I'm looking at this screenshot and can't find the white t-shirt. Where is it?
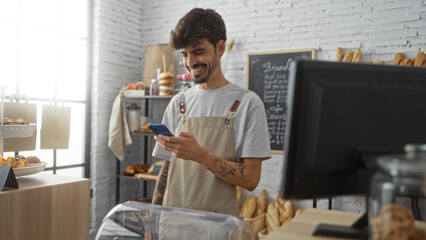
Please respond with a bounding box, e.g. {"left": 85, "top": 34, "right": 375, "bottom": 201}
{"left": 152, "top": 82, "right": 271, "bottom": 161}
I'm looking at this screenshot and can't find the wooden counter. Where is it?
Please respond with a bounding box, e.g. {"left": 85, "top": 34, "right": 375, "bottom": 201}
{"left": 264, "top": 208, "right": 426, "bottom": 240}
{"left": 264, "top": 208, "right": 363, "bottom": 240}
{"left": 0, "top": 173, "right": 90, "bottom": 240}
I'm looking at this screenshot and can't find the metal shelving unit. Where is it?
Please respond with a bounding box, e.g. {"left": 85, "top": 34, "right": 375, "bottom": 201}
{"left": 115, "top": 94, "right": 172, "bottom": 204}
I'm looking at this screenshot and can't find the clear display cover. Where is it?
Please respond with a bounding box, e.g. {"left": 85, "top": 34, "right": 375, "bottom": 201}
{"left": 95, "top": 201, "right": 254, "bottom": 240}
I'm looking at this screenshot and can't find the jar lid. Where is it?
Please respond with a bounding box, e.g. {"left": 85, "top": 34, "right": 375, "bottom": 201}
{"left": 127, "top": 103, "right": 140, "bottom": 110}
{"left": 376, "top": 144, "right": 426, "bottom": 176}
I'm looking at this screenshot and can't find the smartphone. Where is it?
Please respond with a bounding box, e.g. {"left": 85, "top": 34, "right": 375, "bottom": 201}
{"left": 148, "top": 123, "right": 174, "bottom": 137}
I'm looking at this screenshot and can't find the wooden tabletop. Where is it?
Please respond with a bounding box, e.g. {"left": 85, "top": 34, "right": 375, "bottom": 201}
{"left": 264, "top": 208, "right": 362, "bottom": 240}
{"left": 0, "top": 172, "right": 88, "bottom": 193}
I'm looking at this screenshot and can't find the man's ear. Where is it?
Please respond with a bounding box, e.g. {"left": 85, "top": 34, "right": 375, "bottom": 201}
{"left": 216, "top": 40, "right": 226, "bottom": 57}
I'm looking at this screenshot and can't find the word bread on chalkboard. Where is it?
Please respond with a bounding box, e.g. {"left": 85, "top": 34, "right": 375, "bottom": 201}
{"left": 247, "top": 49, "right": 315, "bottom": 152}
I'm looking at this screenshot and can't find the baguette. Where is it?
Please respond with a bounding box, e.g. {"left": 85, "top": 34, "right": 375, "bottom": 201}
{"left": 393, "top": 53, "right": 405, "bottom": 65}
{"left": 266, "top": 202, "right": 280, "bottom": 233}
{"left": 276, "top": 192, "right": 294, "bottom": 225}
{"left": 401, "top": 58, "right": 413, "bottom": 66}
{"left": 336, "top": 47, "right": 343, "bottom": 62}
{"left": 236, "top": 186, "right": 242, "bottom": 204}
{"left": 342, "top": 51, "right": 354, "bottom": 62}
{"left": 256, "top": 189, "right": 268, "bottom": 216}
{"left": 352, "top": 48, "right": 362, "bottom": 63}
{"left": 414, "top": 52, "right": 425, "bottom": 67}
{"left": 240, "top": 196, "right": 257, "bottom": 218}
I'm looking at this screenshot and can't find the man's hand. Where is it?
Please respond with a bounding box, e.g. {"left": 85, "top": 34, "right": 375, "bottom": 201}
{"left": 154, "top": 131, "right": 207, "bottom": 162}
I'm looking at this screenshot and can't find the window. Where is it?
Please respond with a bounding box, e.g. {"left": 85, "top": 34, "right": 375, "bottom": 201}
{"left": 0, "top": 0, "right": 90, "bottom": 178}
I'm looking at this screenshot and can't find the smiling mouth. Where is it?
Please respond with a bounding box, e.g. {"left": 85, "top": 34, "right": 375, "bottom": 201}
{"left": 190, "top": 64, "right": 206, "bottom": 77}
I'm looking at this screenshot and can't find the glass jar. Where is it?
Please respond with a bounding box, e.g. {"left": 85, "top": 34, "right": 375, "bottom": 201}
{"left": 369, "top": 144, "right": 426, "bottom": 240}
{"left": 127, "top": 103, "right": 141, "bottom": 132}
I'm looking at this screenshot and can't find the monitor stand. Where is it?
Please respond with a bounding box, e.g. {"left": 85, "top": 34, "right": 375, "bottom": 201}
{"left": 312, "top": 212, "right": 368, "bottom": 239}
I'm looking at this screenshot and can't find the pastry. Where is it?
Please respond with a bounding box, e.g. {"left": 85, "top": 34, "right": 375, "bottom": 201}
{"left": 135, "top": 164, "right": 149, "bottom": 173}
{"left": 373, "top": 59, "right": 384, "bottom": 64}
{"left": 414, "top": 52, "right": 425, "bottom": 67}
{"left": 124, "top": 165, "right": 137, "bottom": 175}
{"left": 336, "top": 47, "right": 343, "bottom": 62}
{"left": 12, "top": 160, "right": 28, "bottom": 168}
{"left": 256, "top": 189, "right": 268, "bottom": 216}
{"left": 352, "top": 48, "right": 362, "bottom": 63}
{"left": 266, "top": 202, "right": 280, "bottom": 233}
{"left": 370, "top": 204, "right": 415, "bottom": 240}
{"left": 26, "top": 156, "right": 40, "bottom": 164}
{"left": 240, "top": 196, "right": 257, "bottom": 218}
{"left": 342, "top": 51, "right": 354, "bottom": 62}
{"left": 393, "top": 53, "right": 405, "bottom": 65}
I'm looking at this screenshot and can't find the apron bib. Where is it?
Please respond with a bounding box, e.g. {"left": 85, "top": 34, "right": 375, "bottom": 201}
{"left": 163, "top": 90, "right": 246, "bottom": 217}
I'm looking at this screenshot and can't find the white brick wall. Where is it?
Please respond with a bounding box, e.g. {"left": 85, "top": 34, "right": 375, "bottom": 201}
{"left": 91, "top": 0, "right": 426, "bottom": 237}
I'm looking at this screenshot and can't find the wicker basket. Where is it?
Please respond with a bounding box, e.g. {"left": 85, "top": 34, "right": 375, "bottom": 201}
{"left": 244, "top": 213, "right": 266, "bottom": 240}
{"left": 258, "top": 228, "right": 268, "bottom": 239}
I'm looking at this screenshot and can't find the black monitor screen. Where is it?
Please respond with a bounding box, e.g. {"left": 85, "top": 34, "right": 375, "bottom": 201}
{"left": 281, "top": 60, "right": 426, "bottom": 199}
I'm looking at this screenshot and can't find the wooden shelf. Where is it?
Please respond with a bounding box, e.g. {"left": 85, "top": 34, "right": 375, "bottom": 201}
{"left": 123, "top": 95, "right": 174, "bottom": 99}
{"left": 131, "top": 131, "right": 154, "bottom": 136}
{"left": 118, "top": 174, "right": 158, "bottom": 181}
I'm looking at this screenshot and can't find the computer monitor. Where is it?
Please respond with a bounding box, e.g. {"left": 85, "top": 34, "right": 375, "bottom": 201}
{"left": 281, "top": 60, "right": 426, "bottom": 238}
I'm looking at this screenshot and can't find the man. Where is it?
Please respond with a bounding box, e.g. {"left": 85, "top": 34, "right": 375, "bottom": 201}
{"left": 152, "top": 8, "right": 271, "bottom": 217}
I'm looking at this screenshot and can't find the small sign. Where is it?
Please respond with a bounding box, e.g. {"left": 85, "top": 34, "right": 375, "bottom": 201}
{"left": 152, "top": 165, "right": 162, "bottom": 176}
{"left": 0, "top": 166, "right": 19, "bottom": 191}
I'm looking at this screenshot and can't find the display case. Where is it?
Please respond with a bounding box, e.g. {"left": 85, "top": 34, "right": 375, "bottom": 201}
{"left": 95, "top": 201, "right": 254, "bottom": 240}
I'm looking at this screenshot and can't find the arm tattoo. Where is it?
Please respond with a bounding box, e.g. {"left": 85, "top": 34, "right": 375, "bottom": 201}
{"left": 237, "top": 163, "right": 246, "bottom": 179}
{"left": 152, "top": 161, "right": 170, "bottom": 205}
{"left": 215, "top": 158, "right": 236, "bottom": 178}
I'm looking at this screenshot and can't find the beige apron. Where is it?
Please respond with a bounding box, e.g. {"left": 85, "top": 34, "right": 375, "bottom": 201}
{"left": 163, "top": 90, "right": 247, "bottom": 217}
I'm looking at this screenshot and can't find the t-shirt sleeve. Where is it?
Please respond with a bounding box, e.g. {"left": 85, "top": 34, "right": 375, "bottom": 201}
{"left": 151, "top": 98, "right": 178, "bottom": 161}
{"left": 240, "top": 93, "right": 272, "bottom": 160}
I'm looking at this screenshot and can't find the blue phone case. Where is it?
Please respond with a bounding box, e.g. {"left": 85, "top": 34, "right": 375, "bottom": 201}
{"left": 148, "top": 123, "right": 174, "bottom": 136}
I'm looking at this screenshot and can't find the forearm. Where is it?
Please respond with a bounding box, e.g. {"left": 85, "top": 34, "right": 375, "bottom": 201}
{"left": 152, "top": 160, "right": 170, "bottom": 205}
{"left": 201, "top": 151, "right": 261, "bottom": 191}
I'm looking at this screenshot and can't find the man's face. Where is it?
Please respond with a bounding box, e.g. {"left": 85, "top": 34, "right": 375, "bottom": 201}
{"left": 180, "top": 39, "right": 221, "bottom": 84}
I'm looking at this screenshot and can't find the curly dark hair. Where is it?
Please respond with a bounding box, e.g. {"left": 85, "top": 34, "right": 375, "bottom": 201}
{"left": 170, "top": 8, "right": 227, "bottom": 49}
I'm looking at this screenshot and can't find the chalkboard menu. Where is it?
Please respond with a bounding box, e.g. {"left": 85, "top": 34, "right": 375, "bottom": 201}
{"left": 247, "top": 49, "right": 315, "bottom": 153}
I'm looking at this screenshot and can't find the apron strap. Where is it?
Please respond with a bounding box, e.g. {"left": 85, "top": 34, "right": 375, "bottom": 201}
{"left": 179, "top": 92, "right": 187, "bottom": 124}
{"left": 224, "top": 89, "right": 248, "bottom": 125}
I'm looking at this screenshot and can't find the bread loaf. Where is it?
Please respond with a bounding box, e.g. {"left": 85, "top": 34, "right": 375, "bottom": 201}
{"left": 342, "top": 51, "right": 354, "bottom": 62}
{"left": 236, "top": 186, "right": 243, "bottom": 204}
{"left": 401, "top": 58, "right": 413, "bottom": 66}
{"left": 266, "top": 202, "right": 280, "bottom": 233}
{"left": 295, "top": 209, "right": 303, "bottom": 217}
{"left": 124, "top": 165, "right": 136, "bottom": 175}
{"left": 240, "top": 196, "right": 257, "bottom": 218}
{"left": 352, "top": 48, "right": 362, "bottom": 63}
{"left": 256, "top": 189, "right": 268, "bottom": 216}
{"left": 393, "top": 53, "right": 405, "bottom": 65}
{"left": 336, "top": 47, "right": 343, "bottom": 62}
{"left": 414, "top": 52, "right": 425, "bottom": 67}
{"left": 276, "top": 193, "right": 294, "bottom": 225}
